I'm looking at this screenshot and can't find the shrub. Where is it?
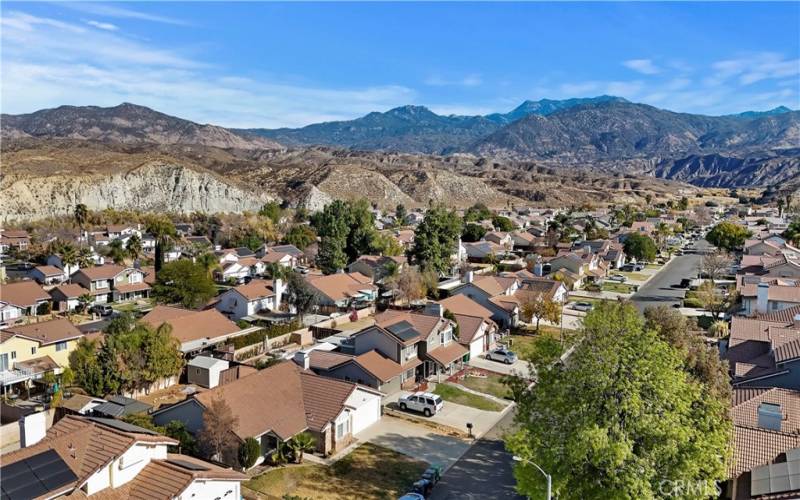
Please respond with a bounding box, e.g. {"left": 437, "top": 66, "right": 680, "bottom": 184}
{"left": 238, "top": 437, "right": 261, "bottom": 469}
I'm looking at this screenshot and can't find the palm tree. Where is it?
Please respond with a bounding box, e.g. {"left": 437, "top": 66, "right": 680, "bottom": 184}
{"left": 126, "top": 234, "right": 143, "bottom": 263}
{"left": 78, "top": 294, "right": 93, "bottom": 313}
{"left": 288, "top": 432, "right": 316, "bottom": 463}
{"left": 74, "top": 204, "right": 88, "bottom": 244}
{"left": 108, "top": 239, "right": 126, "bottom": 264}
{"left": 77, "top": 246, "right": 94, "bottom": 269}
{"left": 196, "top": 252, "right": 221, "bottom": 278}
{"left": 61, "top": 243, "right": 78, "bottom": 282}
{"left": 146, "top": 216, "right": 176, "bottom": 274}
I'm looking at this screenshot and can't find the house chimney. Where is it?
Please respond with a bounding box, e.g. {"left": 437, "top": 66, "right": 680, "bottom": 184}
{"left": 19, "top": 411, "right": 47, "bottom": 447}
{"left": 274, "top": 278, "right": 284, "bottom": 310}
{"left": 757, "top": 402, "right": 782, "bottom": 431}
{"left": 424, "top": 302, "right": 444, "bottom": 318}
{"left": 465, "top": 270, "right": 474, "bottom": 284}
{"left": 757, "top": 283, "right": 770, "bottom": 314}
{"left": 533, "top": 256, "right": 543, "bottom": 277}
{"left": 293, "top": 350, "right": 311, "bottom": 370}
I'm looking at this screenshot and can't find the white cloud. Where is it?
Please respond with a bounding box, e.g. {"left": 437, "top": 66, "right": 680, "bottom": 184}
{"left": 711, "top": 52, "right": 800, "bottom": 86}
{"left": 0, "top": 11, "right": 415, "bottom": 127}
{"left": 61, "top": 3, "right": 190, "bottom": 26}
{"left": 424, "top": 74, "right": 483, "bottom": 87}
{"left": 623, "top": 59, "right": 661, "bottom": 75}
{"left": 86, "top": 20, "right": 118, "bottom": 31}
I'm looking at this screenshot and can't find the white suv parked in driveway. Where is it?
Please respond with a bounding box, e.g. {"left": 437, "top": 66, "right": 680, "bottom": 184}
{"left": 398, "top": 392, "right": 444, "bottom": 417}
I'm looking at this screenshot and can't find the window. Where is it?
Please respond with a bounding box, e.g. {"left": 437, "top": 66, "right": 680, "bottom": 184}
{"left": 95, "top": 280, "right": 108, "bottom": 289}
{"left": 55, "top": 341, "right": 68, "bottom": 352}
{"left": 336, "top": 422, "right": 346, "bottom": 439}
{"left": 10, "top": 351, "right": 16, "bottom": 360}
{"left": 0, "top": 353, "right": 8, "bottom": 371}
{"left": 31, "top": 347, "right": 37, "bottom": 355}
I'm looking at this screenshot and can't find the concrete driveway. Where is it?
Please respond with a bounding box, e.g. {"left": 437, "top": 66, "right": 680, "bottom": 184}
{"left": 469, "top": 355, "right": 531, "bottom": 378}
{"left": 358, "top": 417, "right": 471, "bottom": 470}
{"left": 391, "top": 390, "right": 511, "bottom": 438}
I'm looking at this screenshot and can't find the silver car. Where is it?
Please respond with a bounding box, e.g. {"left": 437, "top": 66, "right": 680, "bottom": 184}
{"left": 572, "top": 301, "right": 593, "bottom": 312}
{"left": 486, "top": 348, "right": 518, "bottom": 365}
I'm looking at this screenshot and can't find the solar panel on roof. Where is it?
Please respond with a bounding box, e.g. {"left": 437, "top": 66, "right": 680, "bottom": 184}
{"left": 0, "top": 449, "right": 77, "bottom": 500}
{"left": 385, "top": 320, "right": 420, "bottom": 341}
{"left": 166, "top": 458, "right": 210, "bottom": 471}
{"left": 84, "top": 416, "right": 159, "bottom": 435}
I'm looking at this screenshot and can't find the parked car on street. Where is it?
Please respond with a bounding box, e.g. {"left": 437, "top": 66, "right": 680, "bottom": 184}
{"left": 572, "top": 301, "right": 594, "bottom": 312}
{"left": 486, "top": 348, "right": 518, "bottom": 365}
{"left": 398, "top": 392, "right": 444, "bottom": 417}
{"left": 90, "top": 304, "right": 113, "bottom": 316}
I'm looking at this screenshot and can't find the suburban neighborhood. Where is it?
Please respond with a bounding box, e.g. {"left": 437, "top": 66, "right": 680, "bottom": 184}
{"left": 0, "top": 191, "right": 798, "bottom": 499}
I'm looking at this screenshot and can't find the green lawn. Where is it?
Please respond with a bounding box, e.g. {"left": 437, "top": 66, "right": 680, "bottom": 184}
{"left": 615, "top": 271, "right": 650, "bottom": 281}
{"left": 244, "top": 443, "right": 427, "bottom": 500}
{"left": 601, "top": 282, "right": 636, "bottom": 293}
{"left": 432, "top": 384, "right": 504, "bottom": 412}
{"left": 502, "top": 327, "right": 581, "bottom": 366}
{"left": 458, "top": 372, "right": 512, "bottom": 400}
{"left": 645, "top": 263, "right": 661, "bottom": 270}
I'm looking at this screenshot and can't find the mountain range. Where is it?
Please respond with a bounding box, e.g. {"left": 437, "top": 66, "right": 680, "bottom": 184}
{"left": 1, "top": 97, "right": 798, "bottom": 221}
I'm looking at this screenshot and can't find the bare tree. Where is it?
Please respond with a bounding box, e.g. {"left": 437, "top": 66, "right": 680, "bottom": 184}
{"left": 388, "top": 266, "right": 426, "bottom": 306}
{"left": 199, "top": 395, "right": 240, "bottom": 464}
{"left": 699, "top": 251, "right": 732, "bottom": 283}
{"left": 520, "top": 293, "right": 561, "bottom": 333}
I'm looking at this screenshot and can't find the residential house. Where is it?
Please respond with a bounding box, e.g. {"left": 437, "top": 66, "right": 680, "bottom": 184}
{"left": 141, "top": 306, "right": 245, "bottom": 355}
{"left": 299, "top": 349, "right": 408, "bottom": 394}
{"left": 722, "top": 312, "right": 800, "bottom": 389}
{"left": 1, "top": 281, "right": 51, "bottom": 324}
{"left": 482, "top": 231, "right": 514, "bottom": 252}
{"left": 257, "top": 244, "right": 306, "bottom": 264}
{"left": 510, "top": 231, "right": 537, "bottom": 251}
{"left": 215, "top": 278, "right": 285, "bottom": 321}
{"left": 1, "top": 318, "right": 85, "bottom": 395}
{"left": 305, "top": 272, "right": 378, "bottom": 312}
{"left": 463, "top": 240, "right": 506, "bottom": 262}
{"left": 0, "top": 415, "right": 245, "bottom": 499}
{"left": 723, "top": 387, "right": 800, "bottom": 499}
{"left": 739, "top": 277, "right": 800, "bottom": 316}
{"left": 345, "top": 308, "right": 467, "bottom": 381}
{"left": 450, "top": 272, "right": 520, "bottom": 328}
{"left": 394, "top": 229, "right": 415, "bottom": 249}
{"left": 0, "top": 229, "right": 30, "bottom": 253}
{"left": 49, "top": 283, "right": 91, "bottom": 312}
{"left": 30, "top": 265, "right": 67, "bottom": 286}
{"left": 106, "top": 224, "right": 140, "bottom": 241}
{"left": 260, "top": 250, "right": 296, "bottom": 269}
{"left": 630, "top": 221, "right": 656, "bottom": 236}
{"left": 438, "top": 294, "right": 499, "bottom": 359}
{"left": 152, "top": 362, "right": 382, "bottom": 464}
{"left": 548, "top": 250, "right": 607, "bottom": 289}
{"left": 71, "top": 265, "right": 150, "bottom": 304}
{"left": 348, "top": 255, "right": 407, "bottom": 282}
{"left": 744, "top": 236, "right": 800, "bottom": 258}
{"left": 572, "top": 240, "right": 626, "bottom": 269}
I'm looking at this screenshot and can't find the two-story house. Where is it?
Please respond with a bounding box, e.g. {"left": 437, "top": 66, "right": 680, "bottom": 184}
{"left": 215, "top": 279, "right": 285, "bottom": 321}
{"left": 1, "top": 415, "right": 246, "bottom": 498}
{"left": 438, "top": 294, "right": 499, "bottom": 359}
{"left": 71, "top": 265, "right": 150, "bottom": 304}
{"left": 450, "top": 272, "right": 520, "bottom": 328}
{"left": 1, "top": 318, "right": 85, "bottom": 395}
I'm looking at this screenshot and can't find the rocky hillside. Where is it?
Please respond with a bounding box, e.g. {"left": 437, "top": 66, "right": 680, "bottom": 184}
{"left": 0, "top": 138, "right": 693, "bottom": 221}
{"left": 651, "top": 149, "right": 800, "bottom": 188}
{"left": 1, "top": 103, "right": 281, "bottom": 150}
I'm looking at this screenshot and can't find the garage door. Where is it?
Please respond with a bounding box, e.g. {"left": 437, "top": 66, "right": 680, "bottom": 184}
{"left": 469, "top": 339, "right": 483, "bottom": 359}
{"left": 349, "top": 391, "right": 382, "bottom": 435}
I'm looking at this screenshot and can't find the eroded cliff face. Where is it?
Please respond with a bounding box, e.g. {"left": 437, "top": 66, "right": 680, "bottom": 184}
{"left": 1, "top": 162, "right": 272, "bottom": 221}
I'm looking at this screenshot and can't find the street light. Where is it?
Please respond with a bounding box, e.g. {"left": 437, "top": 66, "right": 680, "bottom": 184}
{"left": 512, "top": 455, "right": 552, "bottom": 500}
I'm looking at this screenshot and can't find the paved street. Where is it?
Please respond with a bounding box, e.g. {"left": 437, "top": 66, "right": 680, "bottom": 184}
{"left": 631, "top": 240, "right": 712, "bottom": 312}
{"left": 430, "top": 408, "right": 523, "bottom": 500}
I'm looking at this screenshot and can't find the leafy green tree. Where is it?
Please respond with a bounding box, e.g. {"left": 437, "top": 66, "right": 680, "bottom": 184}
{"left": 507, "top": 302, "right": 731, "bottom": 499}
{"left": 370, "top": 232, "right": 404, "bottom": 257}
{"left": 68, "top": 338, "right": 104, "bottom": 395}
{"left": 706, "top": 221, "right": 751, "bottom": 251}
{"left": 411, "top": 205, "right": 463, "bottom": 275}
{"left": 623, "top": 232, "right": 657, "bottom": 262}
{"left": 520, "top": 295, "right": 561, "bottom": 333}
{"left": 165, "top": 420, "right": 198, "bottom": 455}
{"left": 311, "top": 199, "right": 378, "bottom": 273}
{"left": 677, "top": 196, "right": 689, "bottom": 211}
{"left": 107, "top": 239, "right": 126, "bottom": 264}
{"left": 77, "top": 246, "right": 95, "bottom": 269}
{"left": 783, "top": 219, "right": 800, "bottom": 246}
{"left": 259, "top": 201, "right": 283, "bottom": 224}
{"left": 463, "top": 202, "right": 492, "bottom": 222}
{"left": 461, "top": 223, "right": 487, "bottom": 242}
{"left": 152, "top": 259, "right": 217, "bottom": 309}
{"left": 395, "top": 204, "right": 408, "bottom": 224}
{"left": 491, "top": 215, "right": 515, "bottom": 232}
{"left": 316, "top": 236, "right": 348, "bottom": 274}
{"left": 283, "top": 225, "right": 316, "bottom": 250}
{"left": 238, "top": 437, "right": 261, "bottom": 469}
{"left": 146, "top": 215, "right": 177, "bottom": 273}
{"left": 285, "top": 271, "right": 317, "bottom": 321}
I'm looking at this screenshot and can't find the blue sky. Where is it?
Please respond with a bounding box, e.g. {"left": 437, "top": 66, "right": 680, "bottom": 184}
{"left": 2, "top": 2, "right": 799, "bottom": 127}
